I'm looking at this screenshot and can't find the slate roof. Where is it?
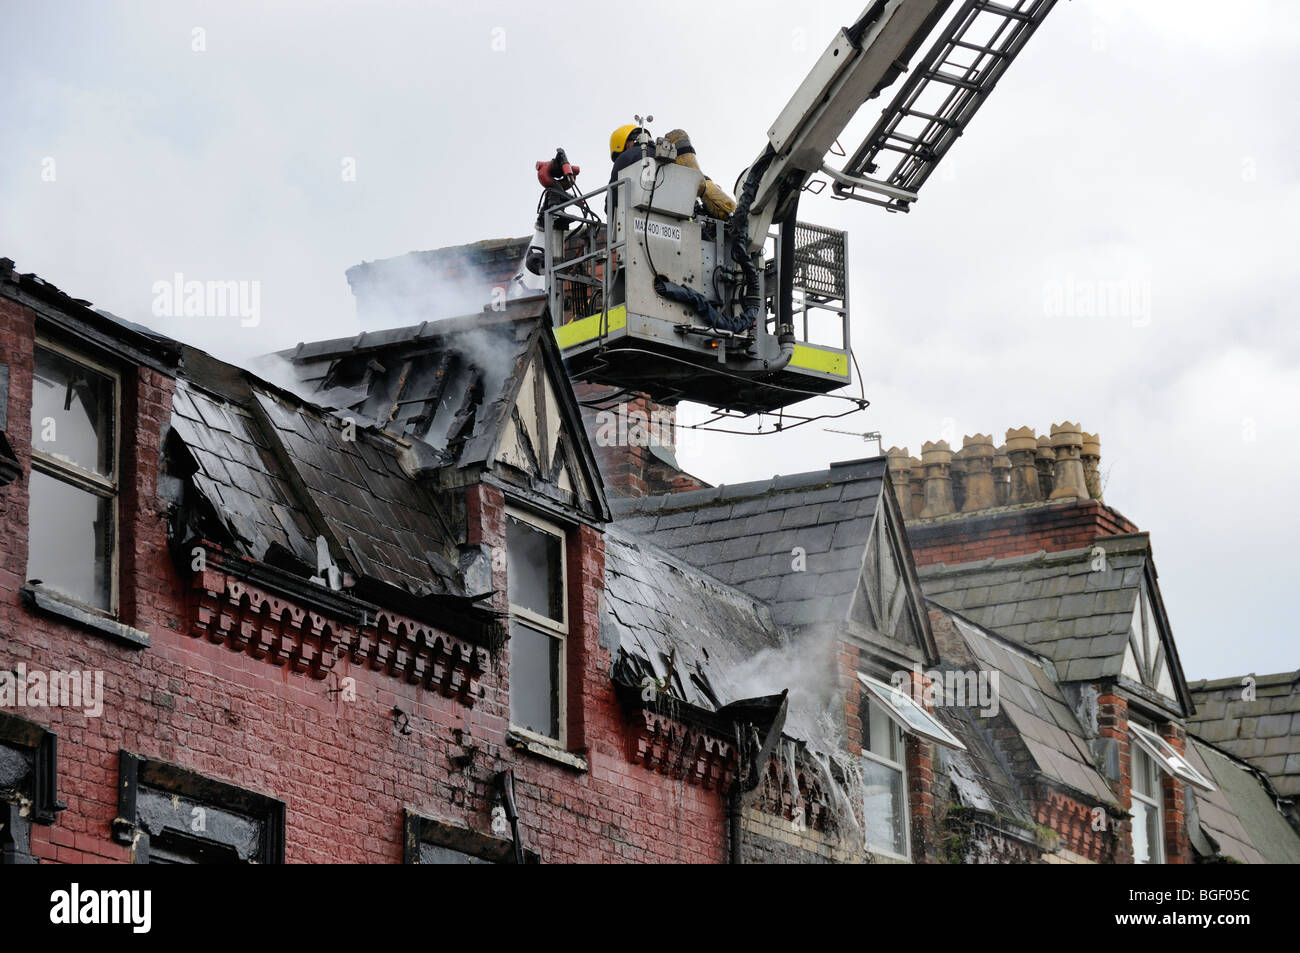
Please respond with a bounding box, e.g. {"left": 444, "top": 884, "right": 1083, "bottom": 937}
{"left": 611, "top": 458, "right": 890, "bottom": 628}
{"left": 940, "top": 608, "right": 1116, "bottom": 804}
{"left": 1186, "top": 670, "right": 1300, "bottom": 801}
{"left": 1186, "top": 738, "right": 1300, "bottom": 864}
{"left": 170, "top": 377, "right": 320, "bottom": 571}
{"left": 934, "top": 705, "right": 1034, "bottom": 825}
{"left": 603, "top": 525, "right": 785, "bottom": 713}
{"left": 918, "top": 534, "right": 1162, "bottom": 687}
{"left": 171, "top": 359, "right": 468, "bottom": 599}
{"left": 166, "top": 305, "right": 575, "bottom": 605}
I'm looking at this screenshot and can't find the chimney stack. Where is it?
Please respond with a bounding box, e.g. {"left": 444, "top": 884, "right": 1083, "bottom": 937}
{"left": 1006, "top": 426, "right": 1041, "bottom": 505}
{"left": 1081, "top": 432, "right": 1103, "bottom": 501}
{"left": 1048, "top": 422, "right": 1089, "bottom": 501}
{"left": 1035, "top": 435, "right": 1056, "bottom": 499}
{"left": 918, "top": 440, "right": 955, "bottom": 519}
{"left": 886, "top": 447, "right": 912, "bottom": 516}
{"left": 960, "top": 434, "right": 997, "bottom": 511}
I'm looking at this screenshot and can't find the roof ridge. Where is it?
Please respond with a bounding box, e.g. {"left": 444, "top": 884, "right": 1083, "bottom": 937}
{"left": 1188, "top": 670, "right": 1300, "bottom": 692}
{"left": 930, "top": 600, "right": 1056, "bottom": 670}
{"left": 611, "top": 458, "right": 887, "bottom": 515}
{"left": 281, "top": 300, "right": 546, "bottom": 361}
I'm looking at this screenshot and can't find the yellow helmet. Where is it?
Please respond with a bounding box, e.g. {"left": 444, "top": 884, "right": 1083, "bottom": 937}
{"left": 609, "top": 124, "right": 640, "bottom": 160}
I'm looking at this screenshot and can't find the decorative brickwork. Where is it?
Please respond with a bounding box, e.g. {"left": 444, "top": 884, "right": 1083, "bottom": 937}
{"left": 627, "top": 710, "right": 736, "bottom": 790}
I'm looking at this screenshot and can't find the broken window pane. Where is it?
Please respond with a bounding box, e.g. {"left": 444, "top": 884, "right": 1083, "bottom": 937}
{"left": 1131, "top": 798, "right": 1158, "bottom": 863}
{"left": 1130, "top": 746, "right": 1164, "bottom": 864}
{"left": 507, "top": 515, "right": 563, "bottom": 622}
{"left": 27, "top": 468, "right": 114, "bottom": 611}
{"left": 31, "top": 346, "right": 115, "bottom": 479}
{"left": 419, "top": 843, "right": 493, "bottom": 864}
{"left": 509, "top": 619, "right": 560, "bottom": 739}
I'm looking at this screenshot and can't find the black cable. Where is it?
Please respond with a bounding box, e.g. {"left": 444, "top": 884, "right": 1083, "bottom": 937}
{"left": 640, "top": 144, "right": 663, "bottom": 284}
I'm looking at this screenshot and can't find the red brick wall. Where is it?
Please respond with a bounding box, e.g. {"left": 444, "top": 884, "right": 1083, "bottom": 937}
{"left": 1158, "top": 721, "right": 1192, "bottom": 864}
{"left": 1, "top": 294, "right": 729, "bottom": 864}
{"left": 907, "top": 499, "right": 1138, "bottom": 568}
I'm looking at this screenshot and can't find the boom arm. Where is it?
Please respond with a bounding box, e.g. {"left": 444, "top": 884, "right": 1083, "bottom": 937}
{"left": 745, "top": 0, "right": 952, "bottom": 244}
{"left": 744, "top": 0, "right": 1060, "bottom": 246}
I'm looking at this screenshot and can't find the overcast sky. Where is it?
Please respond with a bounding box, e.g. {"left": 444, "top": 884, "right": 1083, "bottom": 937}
{"left": 2, "top": 0, "right": 1296, "bottom": 680}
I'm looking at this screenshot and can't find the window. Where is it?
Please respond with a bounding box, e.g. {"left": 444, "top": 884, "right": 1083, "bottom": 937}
{"left": 857, "top": 672, "right": 967, "bottom": 751}
{"left": 1130, "top": 723, "right": 1214, "bottom": 792}
{"left": 0, "top": 712, "right": 64, "bottom": 864}
{"left": 28, "top": 342, "right": 119, "bottom": 614}
{"left": 856, "top": 673, "right": 966, "bottom": 860}
{"left": 1130, "top": 745, "right": 1164, "bottom": 864}
{"left": 113, "top": 752, "right": 285, "bottom": 864}
{"left": 402, "top": 810, "right": 535, "bottom": 864}
{"left": 506, "top": 508, "right": 567, "bottom": 745}
{"left": 861, "top": 697, "right": 910, "bottom": 859}
{"left": 1127, "top": 722, "right": 1216, "bottom": 865}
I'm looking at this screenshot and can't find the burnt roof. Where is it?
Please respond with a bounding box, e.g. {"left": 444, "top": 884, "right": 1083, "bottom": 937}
{"left": 1, "top": 257, "right": 181, "bottom": 374}
{"left": 603, "top": 524, "right": 785, "bottom": 714}
{"left": 277, "top": 300, "right": 546, "bottom": 473}
{"left": 167, "top": 302, "right": 609, "bottom": 622}
{"left": 171, "top": 355, "right": 469, "bottom": 601}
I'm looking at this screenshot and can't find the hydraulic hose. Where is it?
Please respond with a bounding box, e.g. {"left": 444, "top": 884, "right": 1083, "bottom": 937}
{"left": 726, "top": 144, "right": 777, "bottom": 333}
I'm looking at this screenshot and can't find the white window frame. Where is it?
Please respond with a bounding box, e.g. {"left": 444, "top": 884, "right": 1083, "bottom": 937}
{"left": 860, "top": 696, "right": 911, "bottom": 861}
{"left": 1130, "top": 722, "right": 1215, "bottom": 793}
{"left": 1130, "top": 743, "right": 1164, "bottom": 864}
{"left": 857, "top": 672, "right": 966, "bottom": 751}
{"left": 28, "top": 337, "right": 121, "bottom": 617}
{"left": 505, "top": 506, "right": 568, "bottom": 748}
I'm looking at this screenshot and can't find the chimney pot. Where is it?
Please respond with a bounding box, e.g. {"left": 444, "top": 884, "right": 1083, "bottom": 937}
{"left": 993, "top": 445, "right": 1011, "bottom": 507}
{"left": 918, "top": 440, "right": 956, "bottom": 518}
{"left": 1006, "top": 426, "right": 1042, "bottom": 504}
{"left": 1048, "top": 421, "right": 1089, "bottom": 501}
{"left": 908, "top": 456, "right": 925, "bottom": 519}
{"left": 1081, "top": 431, "right": 1103, "bottom": 501}
{"left": 1035, "top": 434, "right": 1056, "bottom": 499}
{"left": 886, "top": 446, "right": 912, "bottom": 517}
{"left": 960, "top": 433, "right": 997, "bottom": 512}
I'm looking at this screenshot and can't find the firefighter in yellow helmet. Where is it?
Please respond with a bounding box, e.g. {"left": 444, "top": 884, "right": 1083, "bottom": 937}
{"left": 609, "top": 124, "right": 648, "bottom": 181}
{"left": 608, "top": 125, "right": 736, "bottom": 219}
